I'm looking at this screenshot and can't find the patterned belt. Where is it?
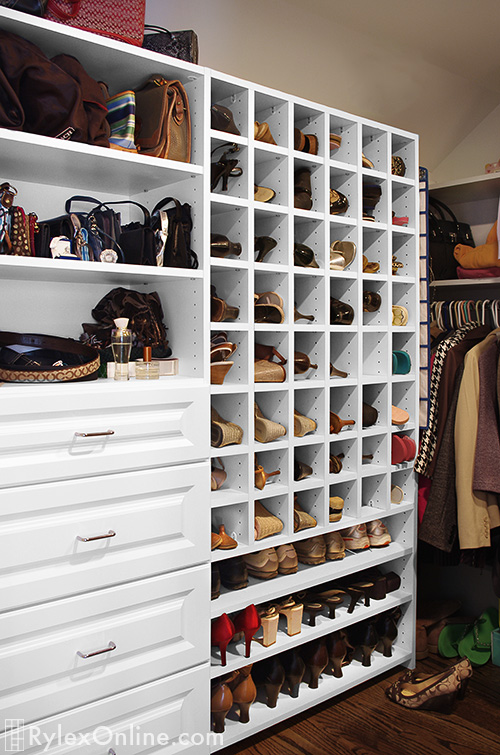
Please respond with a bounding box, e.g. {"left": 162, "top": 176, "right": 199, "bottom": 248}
{"left": 0, "top": 331, "right": 100, "bottom": 382}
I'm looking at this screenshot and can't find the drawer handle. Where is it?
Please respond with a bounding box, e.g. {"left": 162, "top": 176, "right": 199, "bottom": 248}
{"left": 77, "top": 641, "right": 116, "bottom": 659}
{"left": 77, "top": 530, "right": 116, "bottom": 543}
{"left": 74, "top": 430, "right": 115, "bottom": 438}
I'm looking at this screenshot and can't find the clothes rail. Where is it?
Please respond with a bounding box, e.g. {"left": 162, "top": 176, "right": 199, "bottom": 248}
{"left": 430, "top": 299, "right": 500, "bottom": 330}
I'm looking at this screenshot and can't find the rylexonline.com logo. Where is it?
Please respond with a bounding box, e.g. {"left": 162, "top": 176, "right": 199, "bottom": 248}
{"left": 3, "top": 721, "right": 223, "bottom": 752}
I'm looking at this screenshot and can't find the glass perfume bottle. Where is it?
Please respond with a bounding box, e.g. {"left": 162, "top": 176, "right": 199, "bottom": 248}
{"left": 135, "top": 346, "right": 160, "bottom": 380}
{"left": 111, "top": 317, "right": 133, "bottom": 381}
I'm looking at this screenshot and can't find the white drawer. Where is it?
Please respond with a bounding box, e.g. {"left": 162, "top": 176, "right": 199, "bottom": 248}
{"left": 0, "top": 566, "right": 210, "bottom": 725}
{"left": 0, "top": 665, "right": 210, "bottom": 755}
{"left": 0, "top": 381, "right": 209, "bottom": 487}
{"left": 0, "top": 463, "right": 210, "bottom": 611}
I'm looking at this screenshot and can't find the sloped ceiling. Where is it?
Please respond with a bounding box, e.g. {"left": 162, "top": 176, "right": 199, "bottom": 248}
{"left": 145, "top": 0, "right": 500, "bottom": 171}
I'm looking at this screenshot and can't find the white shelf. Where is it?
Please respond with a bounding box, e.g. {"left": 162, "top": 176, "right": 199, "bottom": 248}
{"left": 430, "top": 172, "right": 500, "bottom": 204}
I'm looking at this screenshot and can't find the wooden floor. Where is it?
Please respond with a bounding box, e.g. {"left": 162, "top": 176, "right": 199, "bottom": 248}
{"left": 222, "top": 655, "right": 500, "bottom": 755}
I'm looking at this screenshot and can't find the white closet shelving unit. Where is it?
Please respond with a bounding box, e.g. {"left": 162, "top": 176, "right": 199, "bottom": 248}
{"left": 0, "top": 7, "right": 419, "bottom": 753}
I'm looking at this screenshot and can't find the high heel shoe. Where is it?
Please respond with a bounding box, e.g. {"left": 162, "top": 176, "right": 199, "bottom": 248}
{"left": 374, "top": 608, "right": 400, "bottom": 657}
{"left": 233, "top": 604, "right": 261, "bottom": 658}
{"left": 294, "top": 351, "right": 318, "bottom": 376}
{"left": 348, "top": 620, "right": 379, "bottom": 667}
{"left": 294, "top": 167, "right": 313, "bottom": 210}
{"left": 330, "top": 363, "right": 348, "bottom": 378}
{"left": 211, "top": 406, "right": 243, "bottom": 447}
{"left": 294, "top": 459, "right": 313, "bottom": 481}
{"left": 254, "top": 121, "right": 277, "bottom": 144}
{"left": 210, "top": 335, "right": 237, "bottom": 384}
{"left": 254, "top": 291, "right": 285, "bottom": 323}
{"left": 282, "top": 648, "right": 306, "bottom": 698}
{"left": 255, "top": 459, "right": 280, "bottom": 490}
{"left": 254, "top": 401, "right": 286, "bottom": 443}
{"left": 294, "top": 242, "right": 319, "bottom": 268}
{"left": 211, "top": 680, "right": 233, "bottom": 733}
{"left": 276, "top": 597, "right": 304, "bottom": 636}
{"left": 253, "top": 657, "right": 285, "bottom": 708}
{"left": 330, "top": 411, "right": 355, "bottom": 434}
{"left": 385, "top": 658, "right": 473, "bottom": 712}
{"left": 326, "top": 630, "right": 349, "bottom": 678}
{"left": 294, "top": 305, "right": 315, "bottom": 322}
{"left": 211, "top": 285, "right": 239, "bottom": 322}
{"left": 301, "top": 638, "right": 329, "bottom": 689}
{"left": 330, "top": 297, "right": 354, "bottom": 325}
{"left": 211, "top": 143, "right": 243, "bottom": 192}
{"left": 210, "top": 233, "right": 242, "bottom": 258}
{"left": 294, "top": 409, "right": 317, "bottom": 437}
{"left": 254, "top": 500, "right": 284, "bottom": 540}
{"left": 257, "top": 606, "right": 279, "bottom": 646}
{"left": 211, "top": 458, "right": 227, "bottom": 490}
{"left": 294, "top": 127, "right": 318, "bottom": 155}
{"left": 225, "top": 665, "right": 257, "bottom": 723}
{"left": 211, "top": 613, "right": 236, "bottom": 666}
{"left": 254, "top": 342, "right": 287, "bottom": 365}
{"left": 255, "top": 235, "right": 277, "bottom": 262}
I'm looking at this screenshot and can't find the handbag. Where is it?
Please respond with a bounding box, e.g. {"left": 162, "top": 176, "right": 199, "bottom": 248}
{"left": 151, "top": 197, "right": 198, "bottom": 269}
{"left": 0, "top": 182, "right": 38, "bottom": 257}
{"left": 429, "top": 197, "right": 475, "bottom": 281}
{"left": 0, "top": 331, "right": 100, "bottom": 382}
{"left": 44, "top": 0, "right": 145, "bottom": 47}
{"left": 142, "top": 24, "right": 199, "bottom": 64}
{"left": 135, "top": 76, "right": 191, "bottom": 162}
{"left": 105, "top": 88, "right": 137, "bottom": 152}
{"left": 0, "top": 0, "right": 47, "bottom": 14}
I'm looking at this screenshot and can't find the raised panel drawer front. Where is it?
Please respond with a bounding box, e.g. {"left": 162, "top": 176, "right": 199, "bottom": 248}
{"left": 0, "top": 566, "right": 210, "bottom": 726}
{"left": 0, "top": 464, "right": 210, "bottom": 612}
{"left": 0, "top": 666, "right": 210, "bottom": 755}
{"left": 0, "top": 381, "right": 209, "bottom": 487}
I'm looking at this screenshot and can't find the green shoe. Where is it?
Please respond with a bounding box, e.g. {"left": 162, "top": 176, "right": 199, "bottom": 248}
{"left": 458, "top": 607, "right": 499, "bottom": 666}
{"left": 437, "top": 620, "right": 473, "bottom": 658}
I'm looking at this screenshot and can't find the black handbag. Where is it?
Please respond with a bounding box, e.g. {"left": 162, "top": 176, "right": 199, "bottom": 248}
{"left": 142, "top": 24, "right": 199, "bottom": 64}
{"left": 0, "top": 0, "right": 47, "bottom": 15}
{"left": 151, "top": 197, "right": 198, "bottom": 269}
{"left": 428, "top": 197, "right": 475, "bottom": 281}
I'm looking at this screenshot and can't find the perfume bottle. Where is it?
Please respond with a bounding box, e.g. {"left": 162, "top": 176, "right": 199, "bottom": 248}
{"left": 135, "top": 346, "right": 160, "bottom": 380}
{"left": 111, "top": 318, "right": 133, "bottom": 381}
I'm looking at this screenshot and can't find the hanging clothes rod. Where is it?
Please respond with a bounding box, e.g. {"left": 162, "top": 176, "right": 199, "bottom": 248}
{"left": 430, "top": 299, "right": 500, "bottom": 330}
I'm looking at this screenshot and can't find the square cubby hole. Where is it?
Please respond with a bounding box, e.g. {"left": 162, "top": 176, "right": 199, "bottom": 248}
{"left": 386, "top": 554, "right": 413, "bottom": 598}
{"left": 254, "top": 494, "right": 290, "bottom": 543}
{"left": 294, "top": 443, "right": 324, "bottom": 488}
{"left": 330, "top": 115, "right": 357, "bottom": 166}
{"left": 392, "top": 430, "right": 417, "bottom": 469}
{"left": 392, "top": 280, "right": 414, "bottom": 328}
{"left": 294, "top": 161, "right": 324, "bottom": 214}
{"left": 294, "top": 487, "right": 325, "bottom": 530}
{"left": 211, "top": 268, "right": 248, "bottom": 325}
{"left": 363, "top": 176, "right": 387, "bottom": 224}
{"left": 211, "top": 138, "right": 247, "bottom": 200}
{"left": 363, "top": 226, "right": 388, "bottom": 276}
{"left": 211, "top": 202, "right": 248, "bottom": 262}
{"left": 330, "top": 166, "right": 357, "bottom": 221}
{"left": 211, "top": 393, "right": 248, "bottom": 449}
{"left": 362, "top": 125, "right": 388, "bottom": 173}
{"left": 329, "top": 222, "right": 358, "bottom": 276}
{"left": 330, "top": 278, "right": 357, "bottom": 327}
{"left": 392, "top": 231, "right": 416, "bottom": 278}
{"left": 330, "top": 385, "right": 358, "bottom": 437}
{"left": 392, "top": 183, "right": 416, "bottom": 229}
{"left": 363, "top": 331, "right": 388, "bottom": 379}
{"left": 330, "top": 331, "right": 357, "bottom": 381}
{"left": 254, "top": 390, "right": 288, "bottom": 448}
{"left": 254, "top": 331, "right": 289, "bottom": 384}
{"left": 329, "top": 435, "right": 357, "bottom": 479}
{"left": 211, "top": 328, "right": 248, "bottom": 387}
{"left": 294, "top": 331, "right": 326, "bottom": 383}
{"left": 328, "top": 477, "right": 358, "bottom": 523}
{"left": 254, "top": 91, "right": 288, "bottom": 148}
{"left": 363, "top": 280, "right": 387, "bottom": 328}
{"left": 392, "top": 382, "right": 416, "bottom": 428}
{"left": 384, "top": 509, "right": 413, "bottom": 549}
{"left": 212, "top": 502, "right": 249, "bottom": 550}
{"left": 363, "top": 384, "right": 389, "bottom": 432}
{"left": 294, "top": 215, "right": 325, "bottom": 270}
{"left": 254, "top": 208, "right": 288, "bottom": 266}
{"left": 255, "top": 152, "right": 287, "bottom": 206}
{"left": 392, "top": 133, "right": 416, "bottom": 181}
{"left": 254, "top": 269, "right": 289, "bottom": 325}
{"left": 392, "top": 331, "right": 416, "bottom": 376}
{"left": 294, "top": 104, "right": 325, "bottom": 159}
{"left": 255, "top": 447, "right": 289, "bottom": 493}
{"left": 210, "top": 78, "right": 249, "bottom": 139}
{"left": 361, "top": 473, "right": 388, "bottom": 513}
{"left": 362, "top": 433, "right": 387, "bottom": 471}
{"left": 294, "top": 275, "right": 325, "bottom": 326}
{"left": 391, "top": 466, "right": 415, "bottom": 508}
{"left": 294, "top": 386, "right": 325, "bottom": 439}
{"left": 212, "top": 453, "right": 248, "bottom": 495}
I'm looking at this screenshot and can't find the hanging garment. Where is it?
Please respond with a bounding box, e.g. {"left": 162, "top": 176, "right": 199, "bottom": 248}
{"left": 455, "top": 329, "right": 500, "bottom": 549}
{"left": 473, "top": 339, "right": 500, "bottom": 495}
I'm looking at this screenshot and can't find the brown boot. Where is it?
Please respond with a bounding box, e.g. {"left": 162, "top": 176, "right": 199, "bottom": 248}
{"left": 211, "top": 680, "right": 233, "bottom": 733}
{"left": 225, "top": 665, "right": 256, "bottom": 723}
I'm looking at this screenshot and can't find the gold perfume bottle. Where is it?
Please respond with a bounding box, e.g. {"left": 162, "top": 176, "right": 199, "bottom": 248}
{"left": 135, "top": 346, "right": 160, "bottom": 380}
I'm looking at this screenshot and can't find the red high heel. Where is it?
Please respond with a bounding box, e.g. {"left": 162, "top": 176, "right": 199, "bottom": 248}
{"left": 233, "top": 604, "right": 261, "bottom": 658}
{"left": 211, "top": 613, "right": 235, "bottom": 666}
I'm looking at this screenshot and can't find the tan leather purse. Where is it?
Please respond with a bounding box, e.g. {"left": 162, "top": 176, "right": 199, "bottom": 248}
{"left": 135, "top": 75, "right": 191, "bottom": 162}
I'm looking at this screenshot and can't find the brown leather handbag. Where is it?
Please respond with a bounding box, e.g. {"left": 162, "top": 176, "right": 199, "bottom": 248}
{"left": 134, "top": 75, "right": 191, "bottom": 162}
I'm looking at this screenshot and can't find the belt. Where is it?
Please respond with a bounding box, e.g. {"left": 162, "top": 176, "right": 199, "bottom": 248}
{"left": 0, "top": 331, "right": 100, "bottom": 382}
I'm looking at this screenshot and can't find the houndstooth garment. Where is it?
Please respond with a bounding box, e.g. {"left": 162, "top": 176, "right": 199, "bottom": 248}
{"left": 414, "top": 323, "right": 479, "bottom": 476}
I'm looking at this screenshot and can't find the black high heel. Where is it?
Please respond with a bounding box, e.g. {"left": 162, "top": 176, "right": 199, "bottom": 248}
{"left": 211, "top": 143, "right": 243, "bottom": 192}
{"left": 348, "top": 621, "right": 379, "bottom": 667}
{"left": 374, "top": 610, "right": 399, "bottom": 658}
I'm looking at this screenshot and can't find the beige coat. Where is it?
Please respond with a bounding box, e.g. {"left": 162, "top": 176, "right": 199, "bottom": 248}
{"left": 455, "top": 329, "right": 500, "bottom": 549}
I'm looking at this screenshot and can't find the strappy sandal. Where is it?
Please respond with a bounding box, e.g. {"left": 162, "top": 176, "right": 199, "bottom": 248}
{"left": 255, "top": 461, "right": 280, "bottom": 490}
{"left": 254, "top": 402, "right": 286, "bottom": 443}
{"left": 211, "top": 143, "right": 243, "bottom": 192}
{"left": 294, "top": 243, "right": 319, "bottom": 268}
{"left": 210, "top": 233, "right": 242, "bottom": 258}
{"left": 254, "top": 184, "right": 276, "bottom": 202}
{"left": 211, "top": 286, "right": 239, "bottom": 322}
{"left": 294, "top": 305, "right": 315, "bottom": 322}
{"left": 293, "top": 497, "right": 317, "bottom": 532}
{"left": 392, "top": 305, "right": 409, "bottom": 326}
{"left": 330, "top": 240, "right": 356, "bottom": 270}
{"left": 211, "top": 406, "right": 244, "bottom": 448}
{"left": 211, "top": 458, "right": 227, "bottom": 491}
{"left": 254, "top": 121, "right": 277, "bottom": 144}
{"left": 255, "top": 236, "right": 277, "bottom": 263}
{"left": 293, "top": 409, "right": 317, "bottom": 437}
{"left": 254, "top": 500, "right": 284, "bottom": 540}
{"left": 363, "top": 254, "right": 380, "bottom": 273}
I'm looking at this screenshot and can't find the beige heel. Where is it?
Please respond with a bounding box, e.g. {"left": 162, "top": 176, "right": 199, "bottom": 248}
{"left": 277, "top": 598, "right": 303, "bottom": 636}
{"left": 258, "top": 606, "right": 279, "bottom": 646}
